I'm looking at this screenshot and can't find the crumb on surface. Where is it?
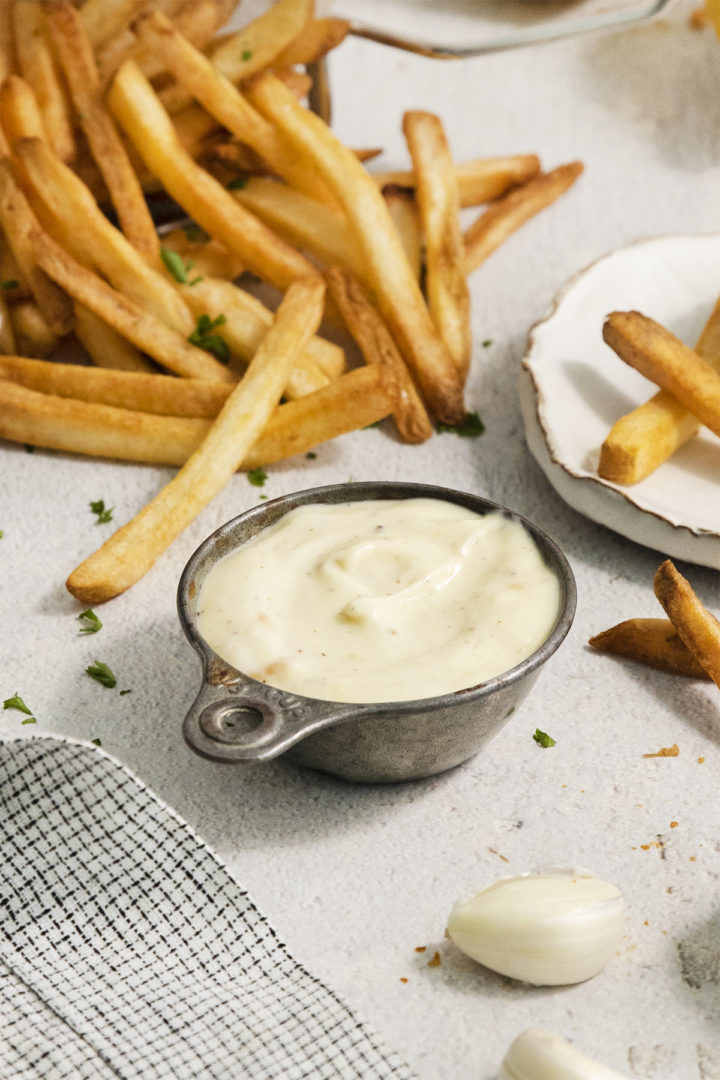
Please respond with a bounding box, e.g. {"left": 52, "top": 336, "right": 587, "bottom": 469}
{"left": 643, "top": 743, "right": 679, "bottom": 758}
{"left": 399, "top": 977, "right": 408, "bottom": 984}
{"left": 427, "top": 951, "right": 441, "bottom": 968}
{"left": 414, "top": 946, "right": 426, "bottom": 953}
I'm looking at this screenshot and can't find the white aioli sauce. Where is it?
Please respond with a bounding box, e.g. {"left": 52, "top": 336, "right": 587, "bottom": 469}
{"left": 197, "top": 499, "right": 561, "bottom": 704}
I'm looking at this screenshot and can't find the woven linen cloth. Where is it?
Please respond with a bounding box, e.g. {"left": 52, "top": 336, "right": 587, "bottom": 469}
{"left": 0, "top": 736, "right": 417, "bottom": 1080}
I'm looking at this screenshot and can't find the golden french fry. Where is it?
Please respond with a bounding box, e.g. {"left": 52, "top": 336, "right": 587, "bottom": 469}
{"left": 375, "top": 155, "right": 541, "bottom": 209}
{"left": 464, "top": 162, "right": 583, "bottom": 275}
{"left": 109, "top": 61, "right": 316, "bottom": 291}
{"left": 599, "top": 299, "right": 720, "bottom": 484}
{"left": 589, "top": 618, "right": 710, "bottom": 678}
{"left": 44, "top": 2, "right": 159, "bottom": 260}
{"left": 602, "top": 311, "right": 720, "bottom": 440}
{"left": 208, "top": 0, "right": 312, "bottom": 83}
{"left": 66, "top": 276, "right": 325, "bottom": 604}
{"left": 272, "top": 17, "right": 350, "bottom": 67}
{"left": 13, "top": 3, "right": 75, "bottom": 162}
{"left": 326, "top": 266, "right": 431, "bottom": 444}
{"left": 15, "top": 137, "right": 194, "bottom": 335}
{"left": 0, "top": 364, "right": 392, "bottom": 468}
{"left": 80, "top": 0, "right": 152, "bottom": 49}
{"left": 383, "top": 186, "right": 422, "bottom": 281}
{"left": 9, "top": 299, "right": 59, "bottom": 358}
{"left": 247, "top": 73, "right": 464, "bottom": 424}
{"left": 132, "top": 13, "right": 331, "bottom": 203}
{"left": 74, "top": 304, "right": 155, "bottom": 375}
{"left": 0, "top": 76, "right": 45, "bottom": 145}
{"left": 0, "top": 159, "right": 74, "bottom": 336}
{"left": 32, "top": 227, "right": 234, "bottom": 384}
{"left": 404, "top": 111, "right": 470, "bottom": 376}
{"left": 654, "top": 560, "right": 720, "bottom": 688}
{"left": 0, "top": 237, "right": 30, "bottom": 298}
{"left": 0, "top": 4, "right": 15, "bottom": 84}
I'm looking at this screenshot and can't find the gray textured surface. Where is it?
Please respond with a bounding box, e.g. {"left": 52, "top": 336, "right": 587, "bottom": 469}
{"left": 2, "top": 3, "right": 720, "bottom": 1076}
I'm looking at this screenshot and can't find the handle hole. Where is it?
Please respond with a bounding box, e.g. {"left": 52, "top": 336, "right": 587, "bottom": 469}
{"left": 222, "top": 707, "right": 263, "bottom": 734}
{"left": 199, "top": 703, "right": 267, "bottom": 744}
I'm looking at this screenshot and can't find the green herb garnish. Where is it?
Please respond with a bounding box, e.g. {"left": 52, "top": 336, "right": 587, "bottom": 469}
{"left": 86, "top": 660, "right": 117, "bottom": 689}
{"left": 482, "top": 339, "right": 493, "bottom": 348}
{"left": 436, "top": 411, "right": 485, "bottom": 438}
{"left": 363, "top": 420, "right": 381, "bottom": 430}
{"left": 78, "top": 609, "right": 102, "bottom": 635}
{"left": 241, "top": 48, "right": 252, "bottom": 60}
{"left": 182, "top": 224, "right": 210, "bottom": 242}
{"left": 160, "top": 246, "right": 193, "bottom": 283}
{"left": 533, "top": 728, "right": 556, "bottom": 748}
{"left": 0, "top": 279, "right": 19, "bottom": 291}
{"left": 90, "top": 499, "right": 113, "bottom": 524}
{"left": 227, "top": 176, "right": 249, "bottom": 191}
{"left": 188, "top": 313, "right": 229, "bottom": 363}
{"left": 247, "top": 467, "right": 267, "bottom": 487}
{"left": 3, "top": 692, "right": 33, "bottom": 715}
{"left": 91, "top": 737, "right": 102, "bottom": 746}
{"left": 119, "top": 689, "right": 132, "bottom": 696}
{"left": 0, "top": 530, "right": 4, "bottom": 538}
{"left": 21, "top": 717, "right": 37, "bottom": 725}
{"left": 306, "top": 451, "right": 317, "bottom": 460}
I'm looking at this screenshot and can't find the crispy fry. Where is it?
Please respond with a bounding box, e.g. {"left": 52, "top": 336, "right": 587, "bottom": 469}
{"left": 44, "top": 1, "right": 159, "bottom": 260}
{"left": 0, "top": 4, "right": 15, "bottom": 85}
{"left": 74, "top": 304, "right": 155, "bottom": 374}
{"left": 404, "top": 111, "right": 470, "bottom": 376}
{"left": 208, "top": 0, "right": 312, "bottom": 83}
{"left": 9, "top": 299, "right": 58, "bottom": 358}
{"left": 109, "top": 61, "right": 316, "bottom": 291}
{"left": 375, "top": 155, "right": 541, "bottom": 209}
{"left": 654, "top": 560, "right": 720, "bottom": 687}
{"left": 0, "top": 159, "right": 74, "bottom": 336}
{"left": 80, "top": 0, "right": 152, "bottom": 49}
{"left": 0, "top": 364, "right": 392, "bottom": 468}
{"left": 0, "top": 76, "right": 45, "bottom": 145}
{"left": 0, "top": 239, "right": 29, "bottom": 298}
{"left": 272, "top": 17, "right": 350, "bottom": 67}
{"left": 602, "top": 311, "right": 720, "bottom": 439}
{"left": 15, "top": 137, "right": 194, "bottom": 334}
{"left": 589, "top": 618, "right": 710, "bottom": 678}
{"left": 464, "top": 162, "right": 583, "bottom": 275}
{"left": 599, "top": 299, "right": 720, "bottom": 484}
{"left": 32, "top": 227, "right": 234, "bottom": 384}
{"left": 383, "top": 186, "right": 422, "bottom": 281}
{"left": 132, "top": 13, "right": 331, "bottom": 203}
{"left": 66, "top": 276, "right": 326, "bottom": 604}
{"left": 247, "top": 72, "right": 464, "bottom": 424}
{"left": 13, "top": 3, "right": 75, "bottom": 162}
{"left": 326, "top": 266, "right": 431, "bottom": 444}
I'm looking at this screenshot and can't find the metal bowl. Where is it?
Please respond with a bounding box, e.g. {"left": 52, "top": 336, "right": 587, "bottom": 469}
{"left": 178, "top": 482, "right": 576, "bottom": 783}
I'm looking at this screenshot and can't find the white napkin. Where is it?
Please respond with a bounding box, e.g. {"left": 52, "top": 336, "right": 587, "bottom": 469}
{"left": 0, "top": 736, "right": 417, "bottom": 1080}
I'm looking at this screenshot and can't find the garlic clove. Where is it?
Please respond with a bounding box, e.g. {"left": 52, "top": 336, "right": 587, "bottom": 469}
{"left": 498, "top": 1027, "right": 630, "bottom": 1080}
{"left": 446, "top": 870, "right": 623, "bottom": 985}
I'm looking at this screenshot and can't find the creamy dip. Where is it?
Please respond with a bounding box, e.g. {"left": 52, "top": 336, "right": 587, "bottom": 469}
{"left": 197, "top": 499, "right": 561, "bottom": 704}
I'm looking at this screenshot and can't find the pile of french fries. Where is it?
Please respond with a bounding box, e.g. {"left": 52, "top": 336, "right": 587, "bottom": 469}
{"left": 598, "top": 302, "right": 720, "bottom": 484}
{"left": 590, "top": 559, "right": 720, "bottom": 687}
{"left": 0, "top": 0, "right": 582, "bottom": 602}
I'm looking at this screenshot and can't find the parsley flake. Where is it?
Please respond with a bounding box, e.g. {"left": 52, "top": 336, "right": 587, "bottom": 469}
{"left": 182, "top": 224, "right": 210, "bottom": 242}
{"left": 160, "top": 245, "right": 195, "bottom": 284}
{"left": 91, "top": 737, "right": 102, "bottom": 746}
{"left": 436, "top": 411, "right": 485, "bottom": 438}
{"left": 188, "top": 313, "right": 229, "bottom": 363}
{"left": 363, "top": 420, "right": 381, "bottom": 430}
{"left": 241, "top": 48, "right": 252, "bottom": 60}
{"left": 86, "top": 660, "right": 117, "bottom": 689}
{"left": 533, "top": 728, "right": 556, "bottom": 748}
{"left": 227, "top": 176, "right": 248, "bottom": 190}
{"left": 21, "top": 717, "right": 37, "bottom": 725}
{"left": 24, "top": 444, "right": 35, "bottom": 454}
{"left": 0, "top": 530, "right": 4, "bottom": 538}
{"left": 482, "top": 339, "right": 493, "bottom": 348}
{"left": 119, "top": 689, "right": 132, "bottom": 696}
{"left": 0, "top": 279, "right": 19, "bottom": 291}
{"left": 90, "top": 499, "right": 113, "bottom": 524}
{"left": 78, "top": 609, "right": 102, "bottom": 635}
{"left": 306, "top": 451, "right": 317, "bottom": 460}
{"left": 247, "top": 467, "right": 267, "bottom": 487}
{"left": 3, "top": 692, "right": 33, "bottom": 715}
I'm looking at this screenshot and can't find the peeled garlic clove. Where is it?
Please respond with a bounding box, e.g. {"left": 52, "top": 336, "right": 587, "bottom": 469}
{"left": 499, "top": 1027, "right": 629, "bottom": 1080}
{"left": 446, "top": 869, "right": 623, "bottom": 985}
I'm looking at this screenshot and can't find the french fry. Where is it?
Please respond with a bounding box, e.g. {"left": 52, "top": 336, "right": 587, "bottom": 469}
{"left": 0, "top": 364, "right": 392, "bottom": 468}
{"left": 0, "top": 76, "right": 45, "bottom": 145}
{"left": 589, "top": 618, "right": 710, "bottom": 678}
{"left": 0, "top": 4, "right": 15, "bottom": 85}
{"left": 32, "top": 227, "right": 234, "bottom": 384}
{"left": 208, "top": 0, "right": 313, "bottom": 83}
{"left": 13, "top": 3, "right": 75, "bottom": 163}
{"left": 109, "top": 61, "right": 317, "bottom": 291}
{"left": 599, "top": 299, "right": 720, "bottom": 484}
{"left": 383, "top": 186, "right": 422, "bottom": 281}
{"left": 272, "top": 17, "right": 350, "bottom": 67}
{"left": 404, "top": 111, "right": 470, "bottom": 376}
{"left": 66, "top": 276, "right": 326, "bottom": 604}
{"left": 0, "top": 294, "right": 16, "bottom": 354}
{"left": 15, "top": 137, "right": 194, "bottom": 335}
{"left": 326, "top": 266, "right": 431, "bottom": 444}
{"left": 602, "top": 311, "right": 720, "bottom": 440}
{"left": 80, "top": 0, "right": 152, "bottom": 49}
{"left": 44, "top": 1, "right": 159, "bottom": 260}
{"left": 0, "top": 239, "right": 29, "bottom": 298}
{"left": 0, "top": 159, "right": 74, "bottom": 336}
{"left": 9, "top": 300, "right": 59, "bottom": 358}
{"left": 374, "top": 155, "right": 541, "bottom": 209}
{"left": 132, "top": 13, "right": 331, "bottom": 203}
{"left": 654, "top": 560, "right": 720, "bottom": 687}
{"left": 74, "top": 304, "right": 156, "bottom": 375}
{"left": 464, "top": 162, "right": 583, "bottom": 275}
{"left": 247, "top": 72, "right": 465, "bottom": 424}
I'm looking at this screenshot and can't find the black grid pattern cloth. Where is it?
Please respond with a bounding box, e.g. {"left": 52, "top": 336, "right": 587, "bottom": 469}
{"left": 0, "top": 737, "right": 417, "bottom": 1080}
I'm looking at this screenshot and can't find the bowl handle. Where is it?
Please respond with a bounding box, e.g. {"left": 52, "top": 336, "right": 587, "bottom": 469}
{"left": 182, "top": 677, "right": 363, "bottom": 763}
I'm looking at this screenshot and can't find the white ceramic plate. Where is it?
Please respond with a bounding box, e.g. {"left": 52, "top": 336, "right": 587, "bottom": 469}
{"left": 519, "top": 232, "right": 720, "bottom": 569}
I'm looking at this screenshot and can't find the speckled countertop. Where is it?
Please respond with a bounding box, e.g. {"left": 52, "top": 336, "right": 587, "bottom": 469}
{"left": 2, "top": 3, "right": 720, "bottom": 1077}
